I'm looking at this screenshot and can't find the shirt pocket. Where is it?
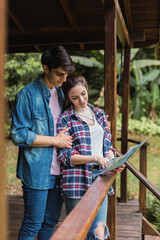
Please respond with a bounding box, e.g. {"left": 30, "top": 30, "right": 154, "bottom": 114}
{"left": 33, "top": 112, "right": 49, "bottom": 135}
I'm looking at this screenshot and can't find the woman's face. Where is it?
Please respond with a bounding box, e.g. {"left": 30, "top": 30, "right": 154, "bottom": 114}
{"left": 68, "top": 84, "right": 88, "bottom": 111}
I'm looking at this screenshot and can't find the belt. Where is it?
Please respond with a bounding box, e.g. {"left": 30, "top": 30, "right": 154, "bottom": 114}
{"left": 91, "top": 165, "right": 102, "bottom": 171}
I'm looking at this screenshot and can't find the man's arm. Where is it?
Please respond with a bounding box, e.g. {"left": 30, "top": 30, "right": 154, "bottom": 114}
{"left": 31, "top": 128, "right": 72, "bottom": 148}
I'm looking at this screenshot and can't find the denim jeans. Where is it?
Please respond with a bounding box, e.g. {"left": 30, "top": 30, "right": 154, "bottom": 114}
{"left": 18, "top": 175, "right": 63, "bottom": 240}
{"left": 64, "top": 169, "right": 109, "bottom": 240}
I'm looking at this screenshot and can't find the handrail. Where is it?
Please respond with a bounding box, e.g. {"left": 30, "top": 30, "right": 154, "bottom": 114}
{"left": 50, "top": 172, "right": 116, "bottom": 240}
{"left": 117, "top": 137, "right": 150, "bottom": 146}
{"left": 116, "top": 147, "right": 160, "bottom": 201}
{"left": 126, "top": 161, "right": 160, "bottom": 200}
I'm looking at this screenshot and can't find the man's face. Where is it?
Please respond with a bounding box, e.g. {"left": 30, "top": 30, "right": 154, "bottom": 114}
{"left": 43, "top": 65, "right": 68, "bottom": 88}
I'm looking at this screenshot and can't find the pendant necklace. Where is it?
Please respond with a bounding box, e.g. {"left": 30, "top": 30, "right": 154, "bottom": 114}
{"left": 76, "top": 107, "right": 95, "bottom": 125}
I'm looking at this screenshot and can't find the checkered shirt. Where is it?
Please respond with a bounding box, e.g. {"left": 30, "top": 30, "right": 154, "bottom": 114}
{"left": 57, "top": 103, "right": 115, "bottom": 198}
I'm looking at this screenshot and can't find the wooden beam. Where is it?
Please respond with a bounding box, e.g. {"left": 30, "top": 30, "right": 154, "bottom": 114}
{"left": 8, "top": 42, "right": 106, "bottom": 53}
{"left": 0, "top": 0, "right": 7, "bottom": 239}
{"left": 130, "top": 30, "right": 145, "bottom": 42}
{"left": 120, "top": 46, "right": 130, "bottom": 203}
{"left": 133, "top": 40, "right": 158, "bottom": 48}
{"left": 142, "top": 216, "right": 160, "bottom": 236}
{"left": 59, "top": 0, "right": 80, "bottom": 32}
{"left": 59, "top": 0, "right": 83, "bottom": 50}
{"left": 50, "top": 173, "right": 116, "bottom": 240}
{"left": 7, "top": 3, "right": 27, "bottom": 34}
{"left": 33, "top": 45, "right": 41, "bottom": 52}
{"left": 104, "top": 2, "right": 117, "bottom": 240}
{"left": 7, "top": 3, "right": 40, "bottom": 52}
{"left": 79, "top": 43, "right": 85, "bottom": 50}
{"left": 8, "top": 32, "right": 104, "bottom": 46}
{"left": 154, "top": 43, "right": 159, "bottom": 60}
{"left": 139, "top": 145, "right": 147, "bottom": 217}
{"left": 123, "top": 0, "right": 132, "bottom": 30}
{"left": 14, "top": 25, "right": 104, "bottom": 35}
{"left": 102, "top": 0, "right": 130, "bottom": 47}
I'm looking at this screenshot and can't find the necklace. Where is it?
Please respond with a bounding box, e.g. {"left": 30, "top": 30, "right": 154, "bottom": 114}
{"left": 76, "top": 107, "right": 95, "bottom": 125}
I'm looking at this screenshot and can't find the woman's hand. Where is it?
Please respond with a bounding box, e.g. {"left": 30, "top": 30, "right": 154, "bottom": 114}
{"left": 113, "top": 164, "right": 125, "bottom": 174}
{"left": 95, "top": 156, "right": 109, "bottom": 169}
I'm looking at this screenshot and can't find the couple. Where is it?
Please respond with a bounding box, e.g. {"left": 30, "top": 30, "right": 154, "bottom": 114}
{"left": 10, "top": 46, "right": 124, "bottom": 240}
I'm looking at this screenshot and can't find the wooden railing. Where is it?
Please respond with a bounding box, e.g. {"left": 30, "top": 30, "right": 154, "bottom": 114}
{"left": 50, "top": 172, "right": 116, "bottom": 240}
{"left": 50, "top": 138, "right": 160, "bottom": 240}
{"left": 117, "top": 138, "right": 160, "bottom": 211}
{"left": 118, "top": 138, "right": 160, "bottom": 237}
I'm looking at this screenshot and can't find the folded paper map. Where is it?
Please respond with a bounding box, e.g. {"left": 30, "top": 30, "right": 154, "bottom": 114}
{"left": 100, "top": 138, "right": 148, "bottom": 175}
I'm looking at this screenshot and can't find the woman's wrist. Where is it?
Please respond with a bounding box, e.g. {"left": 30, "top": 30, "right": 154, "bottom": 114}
{"left": 92, "top": 156, "right": 98, "bottom": 164}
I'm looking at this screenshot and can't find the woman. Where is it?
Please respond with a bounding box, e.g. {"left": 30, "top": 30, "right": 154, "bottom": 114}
{"left": 57, "top": 74, "right": 123, "bottom": 240}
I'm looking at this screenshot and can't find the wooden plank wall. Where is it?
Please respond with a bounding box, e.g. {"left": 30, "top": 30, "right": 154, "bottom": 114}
{"left": 0, "top": 0, "right": 7, "bottom": 239}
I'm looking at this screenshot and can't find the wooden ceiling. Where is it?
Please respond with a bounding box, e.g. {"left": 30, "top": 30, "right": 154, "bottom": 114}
{"left": 7, "top": 0, "right": 160, "bottom": 53}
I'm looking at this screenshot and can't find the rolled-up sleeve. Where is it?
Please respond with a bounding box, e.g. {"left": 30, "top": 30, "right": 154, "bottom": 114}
{"left": 10, "top": 89, "right": 37, "bottom": 147}
{"left": 57, "top": 116, "right": 80, "bottom": 167}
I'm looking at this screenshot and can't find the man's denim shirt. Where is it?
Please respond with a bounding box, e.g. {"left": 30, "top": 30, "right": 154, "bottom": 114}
{"left": 10, "top": 75, "right": 65, "bottom": 189}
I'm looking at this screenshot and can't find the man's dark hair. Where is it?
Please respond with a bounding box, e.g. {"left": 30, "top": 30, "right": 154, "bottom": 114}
{"left": 41, "top": 46, "right": 75, "bottom": 72}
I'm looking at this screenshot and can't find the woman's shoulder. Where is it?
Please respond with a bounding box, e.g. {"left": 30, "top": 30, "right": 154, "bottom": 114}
{"left": 58, "top": 107, "right": 72, "bottom": 121}
{"left": 89, "top": 103, "right": 105, "bottom": 115}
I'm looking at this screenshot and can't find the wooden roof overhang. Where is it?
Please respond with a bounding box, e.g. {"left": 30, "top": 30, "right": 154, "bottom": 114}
{"left": 7, "top": 0, "right": 160, "bottom": 53}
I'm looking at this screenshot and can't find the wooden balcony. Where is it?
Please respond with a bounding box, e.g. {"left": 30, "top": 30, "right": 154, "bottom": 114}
{"left": 8, "top": 196, "right": 142, "bottom": 240}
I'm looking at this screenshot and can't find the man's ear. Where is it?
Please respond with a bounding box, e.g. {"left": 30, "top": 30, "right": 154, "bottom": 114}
{"left": 42, "top": 64, "right": 49, "bottom": 74}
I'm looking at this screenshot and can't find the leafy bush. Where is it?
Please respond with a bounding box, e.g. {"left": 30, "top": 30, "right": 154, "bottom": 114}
{"left": 117, "top": 114, "right": 160, "bottom": 136}
{"left": 146, "top": 194, "right": 160, "bottom": 231}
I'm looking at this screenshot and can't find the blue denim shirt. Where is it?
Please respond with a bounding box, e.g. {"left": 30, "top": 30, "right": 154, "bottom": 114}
{"left": 10, "top": 75, "right": 65, "bottom": 189}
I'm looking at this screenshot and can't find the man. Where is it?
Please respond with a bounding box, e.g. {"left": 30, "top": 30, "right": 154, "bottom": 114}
{"left": 10, "top": 46, "right": 75, "bottom": 240}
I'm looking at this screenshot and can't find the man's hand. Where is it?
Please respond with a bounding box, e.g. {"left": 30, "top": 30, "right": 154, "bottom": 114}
{"left": 55, "top": 128, "right": 72, "bottom": 148}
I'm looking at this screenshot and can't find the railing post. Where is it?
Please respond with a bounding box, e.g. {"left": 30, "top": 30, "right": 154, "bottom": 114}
{"left": 120, "top": 46, "right": 130, "bottom": 203}
{"left": 139, "top": 144, "right": 148, "bottom": 217}
{"left": 104, "top": 1, "right": 117, "bottom": 239}
{"left": 0, "top": 0, "right": 7, "bottom": 239}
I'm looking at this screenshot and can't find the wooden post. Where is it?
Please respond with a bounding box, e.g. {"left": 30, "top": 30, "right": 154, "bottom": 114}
{"left": 139, "top": 145, "right": 147, "bottom": 217}
{"left": 104, "top": 1, "right": 117, "bottom": 239}
{"left": 120, "top": 46, "right": 130, "bottom": 202}
{"left": 0, "top": 0, "right": 7, "bottom": 239}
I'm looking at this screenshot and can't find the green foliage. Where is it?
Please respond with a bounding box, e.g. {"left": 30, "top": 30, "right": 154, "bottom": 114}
{"left": 5, "top": 48, "right": 160, "bottom": 135}
{"left": 116, "top": 114, "right": 160, "bottom": 136}
{"left": 131, "top": 59, "right": 160, "bottom": 69}
{"left": 5, "top": 53, "right": 42, "bottom": 102}
{"left": 146, "top": 194, "right": 160, "bottom": 231}
{"left": 70, "top": 55, "right": 103, "bottom": 69}
{"left": 71, "top": 51, "right": 105, "bottom": 102}
{"left": 5, "top": 53, "right": 42, "bottom": 135}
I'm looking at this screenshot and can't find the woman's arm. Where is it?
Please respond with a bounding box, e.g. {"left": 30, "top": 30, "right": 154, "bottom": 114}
{"left": 71, "top": 154, "right": 109, "bottom": 169}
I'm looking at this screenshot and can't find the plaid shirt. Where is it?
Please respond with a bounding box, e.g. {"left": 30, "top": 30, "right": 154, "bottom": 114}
{"left": 57, "top": 103, "right": 115, "bottom": 198}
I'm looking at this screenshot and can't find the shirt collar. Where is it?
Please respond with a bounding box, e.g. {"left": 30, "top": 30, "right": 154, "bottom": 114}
{"left": 37, "top": 74, "right": 63, "bottom": 98}
{"left": 69, "top": 103, "right": 98, "bottom": 117}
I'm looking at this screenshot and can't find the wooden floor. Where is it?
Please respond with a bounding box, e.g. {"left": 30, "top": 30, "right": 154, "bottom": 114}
{"left": 7, "top": 195, "right": 142, "bottom": 240}
{"left": 117, "top": 199, "right": 142, "bottom": 240}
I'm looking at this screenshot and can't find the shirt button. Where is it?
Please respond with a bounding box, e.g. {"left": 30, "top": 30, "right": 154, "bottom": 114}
{"left": 51, "top": 128, "right": 53, "bottom": 131}
{"left": 50, "top": 155, "right": 52, "bottom": 157}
